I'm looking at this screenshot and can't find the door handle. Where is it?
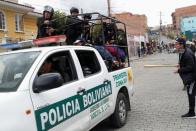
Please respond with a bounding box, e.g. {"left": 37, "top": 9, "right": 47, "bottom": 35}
{"left": 77, "top": 87, "right": 86, "bottom": 94}
{"left": 103, "top": 79, "right": 109, "bottom": 84}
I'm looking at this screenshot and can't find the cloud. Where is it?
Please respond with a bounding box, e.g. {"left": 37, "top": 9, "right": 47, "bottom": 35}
{"left": 59, "top": 0, "right": 108, "bottom": 14}
{"left": 19, "top": 0, "right": 108, "bottom": 14}
{"left": 19, "top": 0, "right": 196, "bottom": 26}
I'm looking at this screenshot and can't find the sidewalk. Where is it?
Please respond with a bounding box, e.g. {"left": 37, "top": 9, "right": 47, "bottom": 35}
{"left": 129, "top": 54, "right": 150, "bottom": 61}
{"left": 130, "top": 56, "right": 139, "bottom": 61}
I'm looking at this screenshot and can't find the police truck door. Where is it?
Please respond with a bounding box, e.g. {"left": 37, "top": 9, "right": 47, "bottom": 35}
{"left": 29, "top": 50, "right": 90, "bottom": 131}
{"left": 74, "top": 50, "right": 113, "bottom": 127}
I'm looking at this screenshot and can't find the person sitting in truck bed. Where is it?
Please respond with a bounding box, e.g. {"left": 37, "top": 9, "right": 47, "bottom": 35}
{"left": 73, "top": 35, "right": 123, "bottom": 71}
{"left": 105, "top": 40, "right": 126, "bottom": 67}
{"left": 93, "top": 45, "right": 123, "bottom": 71}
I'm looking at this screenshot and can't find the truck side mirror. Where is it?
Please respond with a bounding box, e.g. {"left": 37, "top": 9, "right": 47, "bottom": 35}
{"left": 33, "top": 73, "right": 64, "bottom": 93}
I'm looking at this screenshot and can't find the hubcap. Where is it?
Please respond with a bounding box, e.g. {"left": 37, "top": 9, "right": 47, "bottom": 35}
{"left": 119, "top": 100, "right": 126, "bottom": 122}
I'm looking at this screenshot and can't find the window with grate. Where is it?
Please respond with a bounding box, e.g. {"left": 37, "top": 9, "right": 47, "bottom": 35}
{"left": 0, "top": 12, "right": 6, "bottom": 30}
{"left": 15, "top": 14, "right": 23, "bottom": 32}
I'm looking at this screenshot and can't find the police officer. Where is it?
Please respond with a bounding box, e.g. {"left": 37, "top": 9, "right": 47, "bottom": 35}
{"left": 175, "top": 37, "right": 196, "bottom": 118}
{"left": 64, "top": 7, "right": 82, "bottom": 45}
{"left": 82, "top": 14, "right": 92, "bottom": 43}
{"left": 37, "top": 5, "right": 56, "bottom": 38}
{"left": 70, "top": 7, "right": 79, "bottom": 17}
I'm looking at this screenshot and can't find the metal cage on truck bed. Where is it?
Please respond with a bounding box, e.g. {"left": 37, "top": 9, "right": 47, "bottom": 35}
{"left": 0, "top": 12, "right": 130, "bottom": 69}
{"left": 54, "top": 12, "right": 130, "bottom": 67}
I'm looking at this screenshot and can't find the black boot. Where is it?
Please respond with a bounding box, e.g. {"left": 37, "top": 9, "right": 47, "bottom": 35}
{"left": 181, "top": 110, "right": 195, "bottom": 118}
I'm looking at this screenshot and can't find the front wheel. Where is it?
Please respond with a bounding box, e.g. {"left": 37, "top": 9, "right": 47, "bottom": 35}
{"left": 110, "top": 93, "right": 128, "bottom": 128}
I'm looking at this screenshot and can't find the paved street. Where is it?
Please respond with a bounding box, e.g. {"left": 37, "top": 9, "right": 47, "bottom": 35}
{"left": 92, "top": 53, "right": 196, "bottom": 131}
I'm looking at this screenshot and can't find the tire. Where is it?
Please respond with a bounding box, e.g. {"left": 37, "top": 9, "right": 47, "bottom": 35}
{"left": 110, "top": 93, "right": 128, "bottom": 128}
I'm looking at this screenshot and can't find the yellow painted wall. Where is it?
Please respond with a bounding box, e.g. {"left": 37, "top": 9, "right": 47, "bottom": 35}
{"left": 0, "top": 8, "right": 38, "bottom": 42}
{"left": 0, "top": 31, "right": 4, "bottom": 40}
{"left": 24, "top": 16, "right": 38, "bottom": 40}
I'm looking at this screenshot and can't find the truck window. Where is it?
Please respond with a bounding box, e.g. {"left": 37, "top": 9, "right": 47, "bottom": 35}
{"left": 0, "top": 52, "right": 40, "bottom": 92}
{"left": 75, "top": 50, "right": 101, "bottom": 77}
{"left": 38, "top": 51, "right": 77, "bottom": 84}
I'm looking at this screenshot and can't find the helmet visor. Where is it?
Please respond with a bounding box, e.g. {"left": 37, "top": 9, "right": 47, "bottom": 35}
{"left": 44, "top": 6, "right": 53, "bottom": 13}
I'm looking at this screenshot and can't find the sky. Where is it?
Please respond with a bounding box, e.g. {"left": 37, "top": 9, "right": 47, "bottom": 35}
{"left": 19, "top": 0, "right": 196, "bottom": 27}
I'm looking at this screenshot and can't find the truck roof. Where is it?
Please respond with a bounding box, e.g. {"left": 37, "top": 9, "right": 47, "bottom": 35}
{"left": 0, "top": 45, "right": 95, "bottom": 56}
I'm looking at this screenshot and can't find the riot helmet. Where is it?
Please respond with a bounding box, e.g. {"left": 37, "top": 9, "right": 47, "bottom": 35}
{"left": 44, "top": 5, "right": 54, "bottom": 14}
{"left": 43, "top": 5, "right": 54, "bottom": 19}
{"left": 70, "top": 7, "right": 79, "bottom": 14}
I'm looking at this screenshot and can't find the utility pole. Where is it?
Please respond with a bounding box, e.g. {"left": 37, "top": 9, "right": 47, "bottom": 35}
{"left": 81, "top": 8, "right": 83, "bottom": 14}
{"left": 160, "top": 12, "right": 162, "bottom": 31}
{"left": 107, "top": 0, "right": 111, "bottom": 17}
{"left": 159, "top": 11, "right": 163, "bottom": 47}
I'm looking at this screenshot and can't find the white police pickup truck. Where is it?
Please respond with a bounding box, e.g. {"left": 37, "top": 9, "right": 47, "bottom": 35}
{"left": 0, "top": 45, "right": 133, "bottom": 131}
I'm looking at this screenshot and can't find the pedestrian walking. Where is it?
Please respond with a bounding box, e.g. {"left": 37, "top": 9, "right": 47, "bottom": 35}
{"left": 137, "top": 46, "right": 141, "bottom": 58}
{"left": 174, "top": 37, "right": 196, "bottom": 118}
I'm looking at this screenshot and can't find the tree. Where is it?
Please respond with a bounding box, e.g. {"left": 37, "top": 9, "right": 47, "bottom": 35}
{"left": 91, "top": 19, "right": 105, "bottom": 45}
{"left": 53, "top": 10, "right": 67, "bottom": 35}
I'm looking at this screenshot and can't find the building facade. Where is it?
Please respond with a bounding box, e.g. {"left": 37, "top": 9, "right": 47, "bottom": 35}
{"left": 180, "top": 16, "right": 196, "bottom": 41}
{"left": 181, "top": 16, "right": 196, "bottom": 33}
{"left": 171, "top": 5, "right": 196, "bottom": 31}
{"left": 0, "top": 0, "right": 41, "bottom": 44}
{"left": 113, "top": 12, "right": 148, "bottom": 57}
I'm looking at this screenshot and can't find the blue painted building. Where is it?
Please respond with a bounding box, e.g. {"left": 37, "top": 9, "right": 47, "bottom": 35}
{"left": 180, "top": 16, "right": 196, "bottom": 40}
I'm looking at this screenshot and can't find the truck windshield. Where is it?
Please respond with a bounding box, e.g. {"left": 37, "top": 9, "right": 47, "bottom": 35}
{"left": 0, "top": 52, "right": 40, "bottom": 92}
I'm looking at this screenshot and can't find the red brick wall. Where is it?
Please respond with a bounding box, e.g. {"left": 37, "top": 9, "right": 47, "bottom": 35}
{"left": 113, "top": 12, "right": 147, "bottom": 35}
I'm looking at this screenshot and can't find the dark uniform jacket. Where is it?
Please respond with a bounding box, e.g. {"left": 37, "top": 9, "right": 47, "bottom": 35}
{"left": 37, "top": 17, "right": 56, "bottom": 38}
{"left": 178, "top": 47, "right": 196, "bottom": 85}
{"left": 64, "top": 16, "right": 82, "bottom": 45}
